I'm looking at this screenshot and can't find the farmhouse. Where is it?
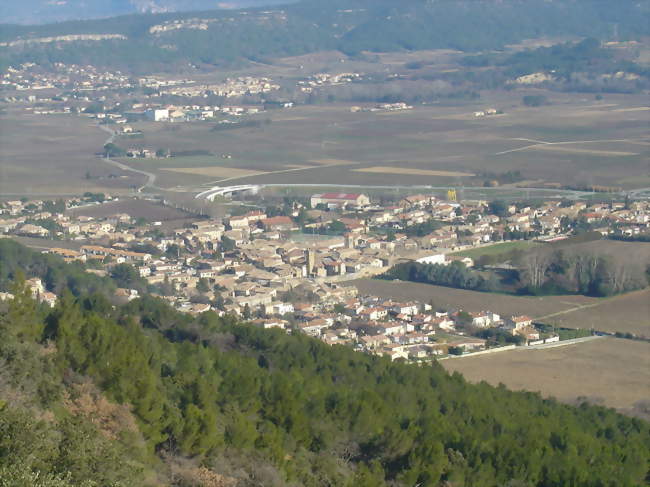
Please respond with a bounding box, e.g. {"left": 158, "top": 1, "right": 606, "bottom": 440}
{"left": 310, "top": 193, "right": 370, "bottom": 209}
{"left": 505, "top": 315, "right": 533, "bottom": 333}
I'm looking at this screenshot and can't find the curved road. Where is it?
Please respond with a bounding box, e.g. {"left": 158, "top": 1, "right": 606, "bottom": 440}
{"left": 98, "top": 125, "right": 157, "bottom": 193}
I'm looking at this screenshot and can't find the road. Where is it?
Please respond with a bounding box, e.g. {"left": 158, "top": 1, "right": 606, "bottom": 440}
{"left": 526, "top": 335, "right": 604, "bottom": 350}
{"left": 98, "top": 125, "right": 157, "bottom": 192}
{"left": 440, "top": 335, "right": 605, "bottom": 361}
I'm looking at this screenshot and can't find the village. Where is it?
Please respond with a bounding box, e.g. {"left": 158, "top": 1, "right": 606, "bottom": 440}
{"left": 1, "top": 189, "right": 648, "bottom": 363}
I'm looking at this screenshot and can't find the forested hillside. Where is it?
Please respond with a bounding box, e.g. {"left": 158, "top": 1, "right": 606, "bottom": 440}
{"left": 0, "top": 0, "right": 290, "bottom": 25}
{"left": 1, "top": 238, "right": 649, "bottom": 486}
{"left": 1, "top": 0, "right": 648, "bottom": 73}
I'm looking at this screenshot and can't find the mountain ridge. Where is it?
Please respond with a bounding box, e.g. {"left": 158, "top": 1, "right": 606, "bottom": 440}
{"left": 0, "top": 0, "right": 292, "bottom": 25}
{"left": 1, "top": 0, "right": 647, "bottom": 74}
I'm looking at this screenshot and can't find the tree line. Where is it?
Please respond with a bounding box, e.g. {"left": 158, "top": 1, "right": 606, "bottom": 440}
{"left": 380, "top": 261, "right": 499, "bottom": 293}
{"left": 380, "top": 244, "right": 650, "bottom": 298}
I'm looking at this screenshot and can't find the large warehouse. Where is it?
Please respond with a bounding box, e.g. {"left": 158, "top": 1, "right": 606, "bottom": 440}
{"left": 310, "top": 193, "right": 370, "bottom": 209}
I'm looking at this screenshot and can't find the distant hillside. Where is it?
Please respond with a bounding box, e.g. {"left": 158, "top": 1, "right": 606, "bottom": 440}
{"left": 0, "top": 0, "right": 648, "bottom": 73}
{"left": 0, "top": 0, "right": 291, "bottom": 25}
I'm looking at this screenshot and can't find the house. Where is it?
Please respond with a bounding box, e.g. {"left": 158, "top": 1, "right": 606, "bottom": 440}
{"left": 359, "top": 307, "right": 388, "bottom": 321}
{"left": 251, "top": 318, "right": 288, "bottom": 330}
{"left": 26, "top": 278, "right": 45, "bottom": 298}
{"left": 416, "top": 254, "right": 447, "bottom": 265}
{"left": 505, "top": 315, "right": 533, "bottom": 333}
{"left": 145, "top": 108, "right": 169, "bottom": 121}
{"left": 260, "top": 216, "right": 294, "bottom": 232}
{"left": 470, "top": 311, "right": 500, "bottom": 328}
{"left": 228, "top": 215, "right": 250, "bottom": 229}
{"left": 16, "top": 224, "right": 49, "bottom": 237}
{"left": 381, "top": 322, "right": 405, "bottom": 336}
{"left": 115, "top": 288, "right": 139, "bottom": 302}
{"left": 45, "top": 248, "right": 86, "bottom": 263}
{"left": 40, "top": 292, "right": 58, "bottom": 307}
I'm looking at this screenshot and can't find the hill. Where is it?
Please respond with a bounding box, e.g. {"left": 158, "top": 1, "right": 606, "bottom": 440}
{"left": 0, "top": 0, "right": 291, "bottom": 25}
{"left": 0, "top": 0, "right": 648, "bottom": 73}
{"left": 0, "top": 238, "right": 649, "bottom": 485}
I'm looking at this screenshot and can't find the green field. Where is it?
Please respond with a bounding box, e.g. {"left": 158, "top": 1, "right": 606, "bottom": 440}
{"left": 452, "top": 240, "right": 541, "bottom": 259}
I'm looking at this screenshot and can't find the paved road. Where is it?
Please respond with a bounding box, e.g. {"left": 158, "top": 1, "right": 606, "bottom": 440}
{"left": 98, "top": 125, "right": 157, "bottom": 192}
{"left": 441, "top": 335, "right": 605, "bottom": 361}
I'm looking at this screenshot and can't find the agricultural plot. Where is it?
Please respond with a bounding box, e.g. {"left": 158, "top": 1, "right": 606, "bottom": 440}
{"left": 538, "top": 289, "right": 650, "bottom": 338}
{"left": 443, "top": 337, "right": 650, "bottom": 419}
{"left": 67, "top": 198, "right": 192, "bottom": 221}
{"left": 0, "top": 111, "right": 142, "bottom": 195}
{"left": 353, "top": 167, "right": 475, "bottom": 177}
{"left": 451, "top": 240, "right": 541, "bottom": 259}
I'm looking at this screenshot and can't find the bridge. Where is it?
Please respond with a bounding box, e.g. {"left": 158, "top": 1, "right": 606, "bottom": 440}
{"left": 195, "top": 185, "right": 262, "bottom": 201}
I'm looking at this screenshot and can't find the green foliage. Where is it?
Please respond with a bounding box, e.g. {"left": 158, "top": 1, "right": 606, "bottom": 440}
{"left": 103, "top": 143, "right": 126, "bottom": 158}
{"left": 522, "top": 95, "right": 548, "bottom": 107}
{"left": 24, "top": 218, "right": 63, "bottom": 234}
{"left": 82, "top": 192, "right": 106, "bottom": 203}
{"left": 0, "top": 239, "right": 115, "bottom": 297}
{"left": 220, "top": 236, "right": 236, "bottom": 252}
{"left": 110, "top": 263, "right": 147, "bottom": 293}
{"left": 400, "top": 219, "right": 443, "bottom": 237}
{"left": 505, "top": 38, "right": 614, "bottom": 79}
{"left": 489, "top": 199, "right": 510, "bottom": 217}
{"left": 382, "top": 261, "right": 498, "bottom": 292}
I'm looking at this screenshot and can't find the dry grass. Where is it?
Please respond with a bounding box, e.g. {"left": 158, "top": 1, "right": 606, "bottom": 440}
{"left": 530, "top": 145, "right": 639, "bottom": 157}
{"left": 443, "top": 337, "right": 650, "bottom": 418}
{"left": 162, "top": 166, "right": 265, "bottom": 178}
{"left": 64, "top": 381, "right": 140, "bottom": 440}
{"left": 542, "top": 289, "right": 650, "bottom": 337}
{"left": 612, "top": 107, "right": 650, "bottom": 112}
{"left": 353, "top": 166, "right": 475, "bottom": 177}
{"left": 308, "top": 158, "right": 358, "bottom": 165}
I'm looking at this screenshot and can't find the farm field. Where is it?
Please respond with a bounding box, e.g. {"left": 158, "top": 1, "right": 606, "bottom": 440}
{"left": 443, "top": 337, "right": 650, "bottom": 419}
{"left": 538, "top": 288, "right": 650, "bottom": 337}
{"left": 0, "top": 110, "right": 142, "bottom": 196}
{"left": 67, "top": 198, "right": 193, "bottom": 221}
{"left": 2, "top": 236, "right": 84, "bottom": 251}
{"left": 451, "top": 240, "right": 541, "bottom": 258}
{"left": 2, "top": 91, "right": 648, "bottom": 196}
{"left": 350, "top": 279, "right": 650, "bottom": 337}
{"left": 117, "top": 92, "right": 650, "bottom": 192}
